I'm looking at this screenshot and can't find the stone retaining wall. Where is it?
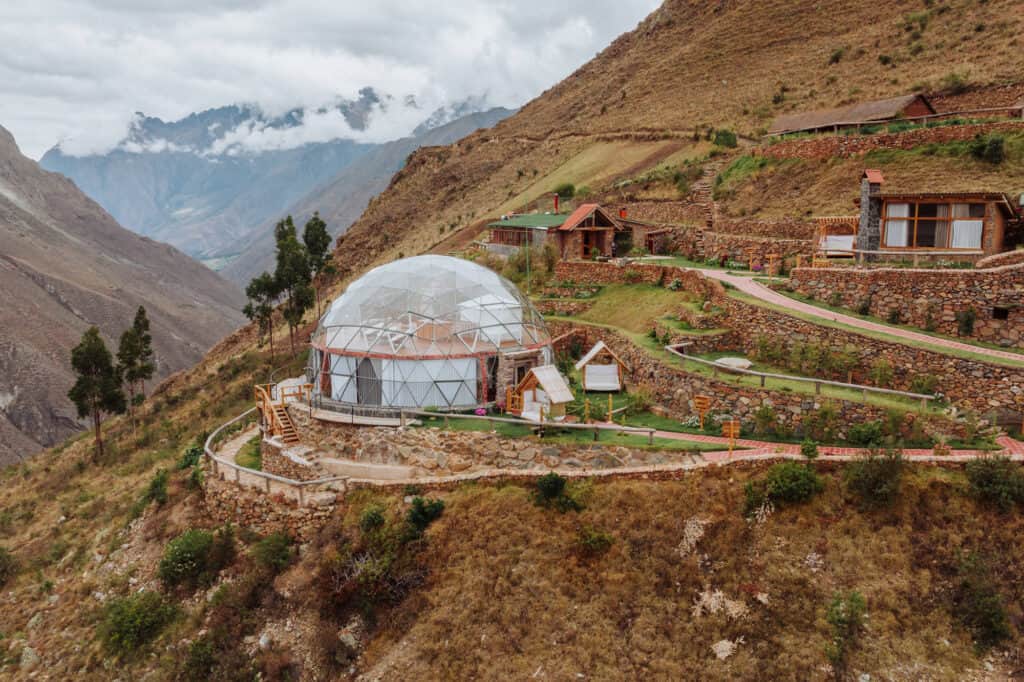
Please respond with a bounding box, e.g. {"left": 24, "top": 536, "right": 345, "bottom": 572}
{"left": 702, "top": 231, "right": 814, "bottom": 264}
{"left": 976, "top": 249, "right": 1024, "bottom": 269}
{"left": 713, "top": 217, "right": 817, "bottom": 240}
{"left": 261, "top": 436, "right": 323, "bottom": 481}
{"left": 547, "top": 321, "right": 959, "bottom": 441}
{"left": 721, "top": 298, "right": 1024, "bottom": 415}
{"left": 612, "top": 201, "right": 707, "bottom": 225}
{"left": 553, "top": 261, "right": 725, "bottom": 301}
{"left": 789, "top": 264, "right": 1024, "bottom": 347}
{"left": 203, "top": 472, "right": 336, "bottom": 542}
{"left": 760, "top": 121, "right": 1024, "bottom": 160}
{"left": 535, "top": 299, "right": 594, "bottom": 316}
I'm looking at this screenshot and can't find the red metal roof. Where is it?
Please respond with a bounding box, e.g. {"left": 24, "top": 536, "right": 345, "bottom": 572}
{"left": 862, "top": 169, "right": 885, "bottom": 184}
{"left": 558, "top": 203, "right": 622, "bottom": 231}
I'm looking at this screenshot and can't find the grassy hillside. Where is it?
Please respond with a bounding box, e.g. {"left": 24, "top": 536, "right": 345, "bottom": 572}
{"left": 2, "top": 1, "right": 1024, "bottom": 678}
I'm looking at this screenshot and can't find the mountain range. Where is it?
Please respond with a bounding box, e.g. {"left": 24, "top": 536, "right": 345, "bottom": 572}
{"left": 40, "top": 91, "right": 510, "bottom": 277}
{"left": 0, "top": 124, "right": 245, "bottom": 465}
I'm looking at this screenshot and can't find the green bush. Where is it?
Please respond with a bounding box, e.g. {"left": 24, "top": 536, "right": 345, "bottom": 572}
{"left": 577, "top": 527, "right": 614, "bottom": 557}
{"left": 252, "top": 532, "right": 293, "bottom": 573}
{"left": 553, "top": 182, "right": 575, "bottom": 199}
{"left": 742, "top": 481, "right": 768, "bottom": 517}
{"left": 98, "top": 591, "right": 176, "bottom": 657}
{"left": 764, "top": 461, "right": 823, "bottom": 505}
{"left": 847, "top": 421, "right": 885, "bottom": 447}
{"left": 145, "top": 469, "right": 169, "bottom": 506}
{"left": 856, "top": 297, "right": 872, "bottom": 316}
{"left": 955, "top": 308, "right": 976, "bottom": 336}
{"left": 180, "top": 635, "right": 216, "bottom": 681}
{"left": 954, "top": 553, "right": 1011, "bottom": 649}
{"left": 0, "top": 546, "right": 17, "bottom": 587}
{"left": 177, "top": 444, "right": 203, "bottom": 470}
{"left": 825, "top": 590, "right": 867, "bottom": 677}
{"left": 844, "top": 449, "right": 904, "bottom": 508}
{"left": 535, "top": 472, "right": 567, "bottom": 503}
{"left": 753, "top": 405, "right": 777, "bottom": 438}
{"left": 869, "top": 359, "right": 894, "bottom": 388}
{"left": 800, "top": 439, "right": 819, "bottom": 462}
{"left": 965, "top": 456, "right": 1023, "bottom": 512}
{"left": 359, "top": 505, "right": 386, "bottom": 533}
{"left": 158, "top": 527, "right": 235, "bottom": 589}
{"left": 909, "top": 374, "right": 938, "bottom": 395}
{"left": 969, "top": 134, "right": 1005, "bottom": 164}
{"left": 406, "top": 497, "right": 445, "bottom": 534}
{"left": 712, "top": 129, "right": 738, "bottom": 148}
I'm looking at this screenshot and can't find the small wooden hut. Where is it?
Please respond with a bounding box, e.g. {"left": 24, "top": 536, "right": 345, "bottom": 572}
{"left": 574, "top": 341, "right": 628, "bottom": 392}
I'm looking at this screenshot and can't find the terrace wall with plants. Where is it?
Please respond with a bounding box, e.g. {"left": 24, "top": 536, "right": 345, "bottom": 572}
{"left": 612, "top": 201, "right": 708, "bottom": 226}
{"left": 759, "top": 120, "right": 1024, "bottom": 160}
{"left": 720, "top": 298, "right": 1024, "bottom": 416}
{"left": 203, "top": 472, "right": 335, "bottom": 542}
{"left": 789, "top": 263, "right": 1024, "bottom": 348}
{"left": 553, "top": 261, "right": 726, "bottom": 301}
{"left": 548, "top": 321, "right": 964, "bottom": 442}
{"left": 712, "top": 217, "right": 817, "bottom": 240}
{"left": 702, "top": 231, "right": 815, "bottom": 266}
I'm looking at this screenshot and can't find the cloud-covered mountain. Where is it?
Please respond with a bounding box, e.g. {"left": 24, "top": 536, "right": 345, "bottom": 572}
{"left": 39, "top": 90, "right": 498, "bottom": 268}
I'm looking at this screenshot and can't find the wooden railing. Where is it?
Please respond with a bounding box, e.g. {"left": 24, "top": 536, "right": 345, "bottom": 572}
{"left": 255, "top": 382, "right": 312, "bottom": 437}
{"left": 400, "top": 409, "right": 657, "bottom": 444}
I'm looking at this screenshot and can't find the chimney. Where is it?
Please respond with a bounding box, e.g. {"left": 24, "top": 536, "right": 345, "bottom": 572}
{"left": 856, "top": 169, "right": 885, "bottom": 255}
{"left": 619, "top": 208, "right": 628, "bottom": 219}
{"left": 553, "top": 193, "right": 559, "bottom": 213}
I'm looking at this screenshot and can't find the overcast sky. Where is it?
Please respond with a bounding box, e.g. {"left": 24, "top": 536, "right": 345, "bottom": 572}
{"left": 0, "top": 0, "right": 660, "bottom": 159}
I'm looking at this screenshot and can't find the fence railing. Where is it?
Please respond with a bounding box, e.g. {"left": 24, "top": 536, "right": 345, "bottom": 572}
{"left": 400, "top": 408, "right": 657, "bottom": 444}
{"left": 665, "top": 344, "right": 936, "bottom": 409}
{"left": 203, "top": 407, "right": 346, "bottom": 505}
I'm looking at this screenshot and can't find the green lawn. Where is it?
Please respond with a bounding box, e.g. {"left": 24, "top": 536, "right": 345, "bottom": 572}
{"left": 737, "top": 290, "right": 1024, "bottom": 368}
{"left": 576, "top": 284, "right": 693, "bottom": 334}
{"left": 417, "top": 413, "right": 727, "bottom": 453}
{"left": 236, "top": 435, "right": 262, "bottom": 470}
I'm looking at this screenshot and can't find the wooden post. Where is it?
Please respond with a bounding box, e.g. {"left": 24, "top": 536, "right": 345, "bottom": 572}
{"left": 607, "top": 394, "right": 613, "bottom": 423}
{"left": 584, "top": 398, "right": 591, "bottom": 423}
{"left": 815, "top": 381, "right": 821, "bottom": 395}
{"left": 298, "top": 487, "right": 304, "bottom": 507}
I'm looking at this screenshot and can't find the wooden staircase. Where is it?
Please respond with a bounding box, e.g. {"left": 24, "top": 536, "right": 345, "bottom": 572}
{"left": 272, "top": 404, "right": 300, "bottom": 445}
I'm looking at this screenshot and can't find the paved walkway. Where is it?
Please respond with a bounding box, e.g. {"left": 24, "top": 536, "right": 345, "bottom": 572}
{"left": 650, "top": 427, "right": 1023, "bottom": 464}
{"left": 696, "top": 269, "right": 1024, "bottom": 364}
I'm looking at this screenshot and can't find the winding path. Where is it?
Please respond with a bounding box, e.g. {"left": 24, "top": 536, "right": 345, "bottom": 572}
{"left": 697, "top": 269, "right": 1024, "bottom": 364}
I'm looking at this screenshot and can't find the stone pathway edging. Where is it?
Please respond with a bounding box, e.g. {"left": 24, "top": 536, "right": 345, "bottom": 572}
{"left": 697, "top": 269, "right": 1024, "bottom": 363}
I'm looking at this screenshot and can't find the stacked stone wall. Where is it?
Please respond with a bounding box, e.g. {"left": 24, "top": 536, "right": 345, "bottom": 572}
{"left": 790, "top": 264, "right": 1024, "bottom": 347}
{"left": 261, "top": 437, "right": 322, "bottom": 481}
{"left": 547, "top": 321, "right": 962, "bottom": 440}
{"left": 553, "top": 261, "right": 725, "bottom": 301}
{"left": 760, "top": 121, "right": 1024, "bottom": 160}
{"left": 702, "top": 231, "right": 814, "bottom": 265}
{"left": 203, "top": 473, "right": 336, "bottom": 542}
{"left": 720, "top": 298, "right": 1024, "bottom": 415}
{"left": 713, "top": 217, "right": 817, "bottom": 240}
{"left": 976, "top": 250, "right": 1024, "bottom": 269}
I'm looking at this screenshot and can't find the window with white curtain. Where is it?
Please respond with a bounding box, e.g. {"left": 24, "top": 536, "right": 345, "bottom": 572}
{"left": 951, "top": 203, "right": 984, "bottom": 249}
{"left": 883, "top": 203, "right": 910, "bottom": 247}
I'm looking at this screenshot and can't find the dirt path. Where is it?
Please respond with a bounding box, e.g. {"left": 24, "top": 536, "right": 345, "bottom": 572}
{"left": 697, "top": 269, "right": 1024, "bottom": 363}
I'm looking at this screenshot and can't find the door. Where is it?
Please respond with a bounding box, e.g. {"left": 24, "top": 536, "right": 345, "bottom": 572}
{"left": 356, "top": 357, "right": 382, "bottom": 406}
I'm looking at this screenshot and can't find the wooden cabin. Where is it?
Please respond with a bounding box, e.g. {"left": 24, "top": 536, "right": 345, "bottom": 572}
{"left": 574, "top": 341, "right": 629, "bottom": 392}
{"left": 555, "top": 204, "right": 627, "bottom": 260}
{"left": 486, "top": 213, "right": 567, "bottom": 249}
{"left": 506, "top": 365, "right": 574, "bottom": 422}
{"left": 768, "top": 94, "right": 936, "bottom": 136}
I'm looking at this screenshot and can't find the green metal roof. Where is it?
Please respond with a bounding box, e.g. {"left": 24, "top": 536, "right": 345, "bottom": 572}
{"left": 487, "top": 213, "right": 568, "bottom": 229}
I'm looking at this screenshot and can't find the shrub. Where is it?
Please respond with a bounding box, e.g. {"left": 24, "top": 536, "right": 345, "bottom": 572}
{"left": 856, "top": 296, "right": 872, "bottom": 316}
{"left": 764, "top": 461, "right": 824, "bottom": 505}
{"left": 886, "top": 308, "right": 901, "bottom": 324}
{"left": 145, "top": 469, "right": 169, "bottom": 506}
{"left": 577, "top": 527, "right": 614, "bottom": 557}
{"left": 0, "top": 546, "right": 17, "bottom": 587}
{"left": 800, "top": 439, "right": 819, "bottom": 462}
{"left": 360, "top": 505, "right": 386, "bottom": 533}
{"left": 847, "top": 420, "right": 885, "bottom": 447}
{"left": 909, "top": 374, "right": 938, "bottom": 395}
{"left": 825, "top": 590, "right": 867, "bottom": 679}
{"left": 954, "top": 553, "right": 1011, "bottom": 649}
{"left": 252, "top": 532, "right": 293, "bottom": 573}
{"left": 753, "top": 405, "right": 777, "bottom": 438}
{"left": 535, "top": 472, "right": 566, "bottom": 503}
{"left": 844, "top": 449, "right": 904, "bottom": 508}
{"left": 969, "top": 134, "right": 1005, "bottom": 164}
{"left": 869, "top": 358, "right": 894, "bottom": 388}
{"left": 180, "top": 636, "right": 216, "bottom": 681}
{"left": 941, "top": 70, "right": 970, "bottom": 94}
{"left": 964, "top": 456, "right": 1023, "bottom": 512}
{"left": 803, "top": 404, "right": 839, "bottom": 443}
{"left": 158, "top": 527, "right": 234, "bottom": 589}
{"left": 712, "top": 129, "right": 738, "bottom": 148}
{"left": 828, "top": 47, "right": 845, "bottom": 64}
{"left": 98, "top": 591, "right": 176, "bottom": 657}
{"left": 406, "top": 497, "right": 445, "bottom": 534}
{"left": 955, "top": 308, "right": 976, "bottom": 336}
{"left": 177, "top": 444, "right": 203, "bottom": 470}
{"left": 553, "top": 182, "right": 575, "bottom": 199}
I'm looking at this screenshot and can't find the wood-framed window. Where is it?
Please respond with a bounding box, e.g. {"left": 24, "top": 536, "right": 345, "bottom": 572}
{"left": 882, "top": 200, "right": 986, "bottom": 250}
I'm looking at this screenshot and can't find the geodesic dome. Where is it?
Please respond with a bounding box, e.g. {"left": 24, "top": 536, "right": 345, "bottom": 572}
{"left": 309, "top": 255, "right": 551, "bottom": 410}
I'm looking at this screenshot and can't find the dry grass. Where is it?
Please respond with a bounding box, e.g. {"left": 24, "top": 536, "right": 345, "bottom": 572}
{"left": 356, "top": 466, "right": 1023, "bottom": 680}
{"left": 577, "top": 284, "right": 693, "bottom": 334}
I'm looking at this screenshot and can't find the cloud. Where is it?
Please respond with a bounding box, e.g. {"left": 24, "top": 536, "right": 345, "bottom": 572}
{"left": 0, "top": 0, "right": 660, "bottom": 159}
